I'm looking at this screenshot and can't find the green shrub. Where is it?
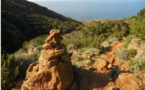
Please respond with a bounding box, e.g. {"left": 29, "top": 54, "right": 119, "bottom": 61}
{"left": 14, "top": 52, "right": 38, "bottom": 67}
{"left": 139, "top": 42, "right": 145, "bottom": 50}
{"left": 22, "top": 35, "right": 46, "bottom": 53}
{"left": 72, "top": 58, "right": 95, "bottom": 68}
{"left": 1, "top": 54, "right": 24, "bottom": 90}
{"left": 116, "top": 48, "right": 137, "bottom": 61}
{"left": 63, "top": 19, "right": 130, "bottom": 50}
{"left": 127, "top": 49, "right": 137, "bottom": 59}
{"left": 128, "top": 60, "right": 138, "bottom": 66}
{"left": 101, "top": 41, "right": 110, "bottom": 48}
{"left": 87, "top": 42, "right": 100, "bottom": 48}
{"left": 138, "top": 55, "right": 145, "bottom": 71}
{"left": 140, "top": 62, "right": 145, "bottom": 71}
{"left": 116, "top": 48, "right": 129, "bottom": 60}
{"left": 124, "top": 36, "right": 132, "bottom": 48}
{"left": 130, "top": 9, "right": 145, "bottom": 39}
{"left": 1, "top": 53, "right": 37, "bottom": 90}
{"left": 129, "top": 60, "right": 145, "bottom": 73}
{"left": 82, "top": 48, "right": 100, "bottom": 59}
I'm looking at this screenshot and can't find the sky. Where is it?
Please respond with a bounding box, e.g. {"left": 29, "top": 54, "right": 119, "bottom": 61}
{"left": 27, "top": 0, "right": 145, "bottom": 3}
{"left": 27, "top": 0, "right": 145, "bottom": 20}
{"left": 27, "top": 0, "right": 144, "bottom": 1}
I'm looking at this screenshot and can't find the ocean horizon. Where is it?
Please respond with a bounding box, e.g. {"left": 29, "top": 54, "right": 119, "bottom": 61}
{"left": 32, "top": 0, "right": 145, "bottom": 20}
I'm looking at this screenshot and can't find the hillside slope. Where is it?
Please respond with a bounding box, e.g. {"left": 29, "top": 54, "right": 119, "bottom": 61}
{"left": 2, "top": 0, "right": 82, "bottom": 53}
{"left": 2, "top": 7, "right": 145, "bottom": 90}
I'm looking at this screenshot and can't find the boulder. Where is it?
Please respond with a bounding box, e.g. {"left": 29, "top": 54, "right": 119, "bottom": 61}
{"left": 97, "top": 60, "right": 108, "bottom": 73}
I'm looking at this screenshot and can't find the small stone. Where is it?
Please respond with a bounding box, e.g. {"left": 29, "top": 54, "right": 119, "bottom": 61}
{"left": 108, "top": 64, "right": 112, "bottom": 69}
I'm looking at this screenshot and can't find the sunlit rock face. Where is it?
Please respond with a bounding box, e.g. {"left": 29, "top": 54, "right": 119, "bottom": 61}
{"left": 21, "top": 29, "right": 74, "bottom": 90}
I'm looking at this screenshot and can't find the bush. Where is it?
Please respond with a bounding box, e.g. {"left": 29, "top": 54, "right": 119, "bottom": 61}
{"left": 116, "top": 47, "right": 137, "bottom": 61}
{"left": 22, "top": 35, "right": 46, "bottom": 53}
{"left": 101, "top": 41, "right": 110, "bottom": 48}
{"left": 123, "top": 36, "right": 132, "bottom": 48}
{"left": 128, "top": 60, "right": 138, "bottom": 66}
{"left": 127, "top": 49, "right": 137, "bottom": 59}
{"left": 139, "top": 62, "right": 145, "bottom": 71}
{"left": 81, "top": 48, "right": 100, "bottom": 59}
{"left": 130, "top": 9, "right": 145, "bottom": 39}
{"left": 63, "top": 19, "right": 130, "bottom": 50}
{"left": 1, "top": 55, "right": 24, "bottom": 90}
{"left": 128, "top": 59, "right": 145, "bottom": 73}
{"left": 72, "top": 58, "right": 95, "bottom": 68}
{"left": 116, "top": 48, "right": 129, "bottom": 60}
{"left": 1, "top": 53, "right": 37, "bottom": 90}
{"left": 139, "top": 42, "right": 145, "bottom": 50}
{"left": 14, "top": 52, "right": 38, "bottom": 67}
{"left": 87, "top": 42, "right": 100, "bottom": 48}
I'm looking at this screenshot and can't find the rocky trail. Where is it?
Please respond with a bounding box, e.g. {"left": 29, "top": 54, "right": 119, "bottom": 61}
{"left": 72, "top": 41, "right": 145, "bottom": 90}
{"left": 13, "top": 32, "right": 145, "bottom": 90}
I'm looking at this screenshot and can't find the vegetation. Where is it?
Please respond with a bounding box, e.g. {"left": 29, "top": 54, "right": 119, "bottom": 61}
{"left": 115, "top": 48, "right": 137, "bottom": 60}
{"left": 130, "top": 9, "right": 145, "bottom": 39}
{"left": 1, "top": 0, "right": 145, "bottom": 89}
{"left": 63, "top": 20, "right": 130, "bottom": 49}
{"left": 1, "top": 52, "right": 37, "bottom": 90}
{"left": 63, "top": 9, "right": 145, "bottom": 50}
{"left": 1, "top": 0, "right": 82, "bottom": 53}
{"left": 127, "top": 49, "right": 137, "bottom": 59}
{"left": 1, "top": 55, "right": 26, "bottom": 90}
{"left": 22, "top": 35, "right": 46, "bottom": 52}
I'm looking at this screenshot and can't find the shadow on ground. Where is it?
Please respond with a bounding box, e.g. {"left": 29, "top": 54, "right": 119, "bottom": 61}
{"left": 73, "top": 66, "right": 129, "bottom": 90}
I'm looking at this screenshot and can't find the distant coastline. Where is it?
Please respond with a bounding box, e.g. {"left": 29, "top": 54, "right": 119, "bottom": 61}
{"left": 33, "top": 1, "right": 145, "bottom": 20}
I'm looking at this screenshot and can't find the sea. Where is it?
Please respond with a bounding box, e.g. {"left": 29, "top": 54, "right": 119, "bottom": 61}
{"left": 33, "top": 0, "right": 145, "bottom": 21}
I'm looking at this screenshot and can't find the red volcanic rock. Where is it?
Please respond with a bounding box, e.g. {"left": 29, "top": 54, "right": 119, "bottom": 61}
{"left": 21, "top": 29, "right": 74, "bottom": 90}
{"left": 20, "top": 29, "right": 145, "bottom": 90}
{"left": 108, "top": 58, "right": 115, "bottom": 64}
{"left": 115, "top": 73, "right": 144, "bottom": 90}
{"left": 107, "top": 64, "right": 112, "bottom": 69}
{"left": 97, "top": 60, "right": 108, "bottom": 73}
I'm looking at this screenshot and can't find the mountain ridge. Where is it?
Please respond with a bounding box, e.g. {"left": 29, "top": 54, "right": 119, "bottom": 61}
{"left": 2, "top": 0, "right": 82, "bottom": 53}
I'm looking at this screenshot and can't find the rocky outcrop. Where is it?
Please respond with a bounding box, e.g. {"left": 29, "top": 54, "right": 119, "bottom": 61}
{"left": 115, "top": 73, "right": 144, "bottom": 90}
{"left": 21, "top": 29, "right": 74, "bottom": 90}
{"left": 20, "top": 30, "right": 145, "bottom": 90}
{"left": 73, "top": 67, "right": 145, "bottom": 90}
{"left": 69, "top": 39, "right": 145, "bottom": 90}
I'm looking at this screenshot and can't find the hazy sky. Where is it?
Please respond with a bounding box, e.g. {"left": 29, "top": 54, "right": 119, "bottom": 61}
{"left": 27, "top": 0, "right": 144, "bottom": 1}
{"left": 27, "top": 0, "right": 145, "bottom": 20}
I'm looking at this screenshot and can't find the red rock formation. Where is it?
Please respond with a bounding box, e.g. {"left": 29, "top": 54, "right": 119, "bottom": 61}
{"left": 73, "top": 67, "right": 145, "bottom": 90}
{"left": 21, "top": 29, "right": 74, "bottom": 90}
{"left": 97, "top": 60, "right": 108, "bottom": 73}
{"left": 20, "top": 30, "right": 145, "bottom": 90}
{"left": 115, "top": 73, "right": 144, "bottom": 90}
